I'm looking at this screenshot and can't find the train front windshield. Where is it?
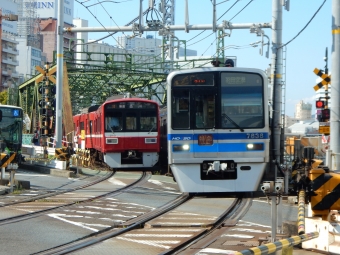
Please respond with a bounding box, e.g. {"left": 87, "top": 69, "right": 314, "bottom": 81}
{"left": 171, "top": 71, "right": 264, "bottom": 130}
{"left": 0, "top": 107, "right": 23, "bottom": 152}
{"left": 104, "top": 101, "right": 158, "bottom": 132}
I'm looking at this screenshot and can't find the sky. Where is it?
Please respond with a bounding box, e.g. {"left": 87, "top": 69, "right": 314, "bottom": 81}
{"left": 73, "top": 0, "right": 332, "bottom": 117}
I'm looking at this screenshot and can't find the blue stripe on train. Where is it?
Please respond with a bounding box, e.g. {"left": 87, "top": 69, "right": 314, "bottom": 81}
{"left": 168, "top": 132, "right": 269, "bottom": 141}
{"left": 173, "top": 143, "right": 265, "bottom": 153}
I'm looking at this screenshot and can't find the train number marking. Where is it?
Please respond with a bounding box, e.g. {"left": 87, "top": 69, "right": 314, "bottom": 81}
{"left": 246, "top": 133, "right": 264, "bottom": 139}
{"left": 172, "top": 137, "right": 181, "bottom": 140}
{"left": 183, "top": 137, "right": 191, "bottom": 140}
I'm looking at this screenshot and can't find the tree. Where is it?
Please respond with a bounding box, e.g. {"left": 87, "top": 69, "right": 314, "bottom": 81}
{"left": 0, "top": 91, "right": 8, "bottom": 105}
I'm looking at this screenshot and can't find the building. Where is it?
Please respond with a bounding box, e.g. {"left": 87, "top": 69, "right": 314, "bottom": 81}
{"left": 16, "top": 38, "right": 45, "bottom": 80}
{"left": 117, "top": 35, "right": 197, "bottom": 58}
{"left": 38, "top": 18, "right": 76, "bottom": 63}
{"left": 295, "top": 100, "right": 312, "bottom": 120}
{"left": 0, "top": 0, "right": 19, "bottom": 92}
{"left": 287, "top": 120, "right": 319, "bottom": 136}
{"left": 118, "top": 35, "right": 162, "bottom": 56}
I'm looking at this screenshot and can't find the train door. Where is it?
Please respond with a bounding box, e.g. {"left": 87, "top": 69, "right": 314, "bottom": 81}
{"left": 192, "top": 88, "right": 218, "bottom": 158}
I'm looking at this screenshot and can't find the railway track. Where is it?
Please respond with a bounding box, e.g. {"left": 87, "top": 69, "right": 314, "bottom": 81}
{"left": 40, "top": 196, "right": 249, "bottom": 255}
{"left": 0, "top": 168, "right": 114, "bottom": 207}
{"left": 0, "top": 170, "right": 149, "bottom": 225}
{"left": 0, "top": 167, "right": 183, "bottom": 254}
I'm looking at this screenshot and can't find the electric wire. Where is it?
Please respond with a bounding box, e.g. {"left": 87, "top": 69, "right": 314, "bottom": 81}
{"left": 280, "top": 0, "right": 327, "bottom": 49}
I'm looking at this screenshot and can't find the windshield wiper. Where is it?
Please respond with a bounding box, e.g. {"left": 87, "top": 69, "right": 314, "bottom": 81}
{"left": 222, "top": 113, "right": 244, "bottom": 132}
{"left": 109, "top": 126, "right": 115, "bottom": 135}
{"left": 148, "top": 126, "right": 155, "bottom": 133}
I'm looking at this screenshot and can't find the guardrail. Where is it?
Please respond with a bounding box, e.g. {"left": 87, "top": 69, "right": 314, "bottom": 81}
{"left": 234, "top": 232, "right": 319, "bottom": 255}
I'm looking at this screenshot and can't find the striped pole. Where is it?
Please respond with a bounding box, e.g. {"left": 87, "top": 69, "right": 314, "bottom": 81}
{"left": 297, "top": 190, "right": 306, "bottom": 235}
{"left": 234, "top": 232, "right": 319, "bottom": 255}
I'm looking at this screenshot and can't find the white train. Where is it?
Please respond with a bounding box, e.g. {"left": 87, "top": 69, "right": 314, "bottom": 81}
{"left": 166, "top": 67, "right": 270, "bottom": 193}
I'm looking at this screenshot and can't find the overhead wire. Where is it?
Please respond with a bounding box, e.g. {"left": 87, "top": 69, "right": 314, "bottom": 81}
{"left": 229, "top": 0, "right": 253, "bottom": 21}
{"left": 279, "top": 0, "right": 327, "bottom": 49}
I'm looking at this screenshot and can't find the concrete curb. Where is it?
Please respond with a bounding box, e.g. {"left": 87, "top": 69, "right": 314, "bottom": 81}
{"left": 20, "top": 162, "right": 76, "bottom": 178}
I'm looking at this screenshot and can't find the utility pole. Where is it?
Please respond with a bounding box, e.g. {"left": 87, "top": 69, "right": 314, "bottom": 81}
{"left": 56, "top": 0, "right": 64, "bottom": 148}
{"left": 0, "top": 9, "right": 18, "bottom": 92}
{"left": 330, "top": 0, "right": 340, "bottom": 171}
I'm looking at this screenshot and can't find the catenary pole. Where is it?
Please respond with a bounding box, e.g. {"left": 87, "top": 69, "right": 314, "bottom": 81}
{"left": 56, "top": 0, "right": 64, "bottom": 148}
{"left": 331, "top": 0, "right": 340, "bottom": 171}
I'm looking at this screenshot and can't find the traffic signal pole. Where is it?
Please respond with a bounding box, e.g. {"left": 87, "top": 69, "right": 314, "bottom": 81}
{"left": 330, "top": 0, "right": 340, "bottom": 171}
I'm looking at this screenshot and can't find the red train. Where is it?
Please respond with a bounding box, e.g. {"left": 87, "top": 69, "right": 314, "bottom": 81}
{"left": 73, "top": 97, "right": 160, "bottom": 169}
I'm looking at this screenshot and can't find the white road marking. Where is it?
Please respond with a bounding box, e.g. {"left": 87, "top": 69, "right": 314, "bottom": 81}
{"left": 108, "top": 177, "right": 126, "bottom": 186}
{"left": 196, "top": 248, "right": 238, "bottom": 254}
{"left": 116, "top": 236, "right": 179, "bottom": 249}
{"left": 48, "top": 213, "right": 99, "bottom": 232}
{"left": 15, "top": 174, "right": 50, "bottom": 177}
{"left": 124, "top": 233, "right": 193, "bottom": 238}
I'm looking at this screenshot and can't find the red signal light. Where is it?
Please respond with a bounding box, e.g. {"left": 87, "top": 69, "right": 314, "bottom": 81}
{"left": 322, "top": 109, "right": 330, "bottom": 120}
{"left": 316, "top": 100, "right": 325, "bottom": 109}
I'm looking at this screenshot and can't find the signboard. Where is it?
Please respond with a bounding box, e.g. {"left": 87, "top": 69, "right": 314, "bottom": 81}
{"left": 24, "top": 0, "right": 74, "bottom": 25}
{"left": 319, "top": 126, "right": 330, "bottom": 135}
{"left": 0, "top": 0, "right": 18, "bottom": 34}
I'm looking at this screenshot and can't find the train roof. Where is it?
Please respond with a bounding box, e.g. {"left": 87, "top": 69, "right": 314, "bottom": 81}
{"left": 167, "top": 67, "right": 267, "bottom": 79}
{"left": 0, "top": 104, "right": 22, "bottom": 110}
{"left": 104, "top": 97, "right": 159, "bottom": 105}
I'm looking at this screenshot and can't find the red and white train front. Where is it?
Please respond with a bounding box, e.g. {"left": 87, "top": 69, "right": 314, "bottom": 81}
{"left": 74, "top": 98, "right": 160, "bottom": 169}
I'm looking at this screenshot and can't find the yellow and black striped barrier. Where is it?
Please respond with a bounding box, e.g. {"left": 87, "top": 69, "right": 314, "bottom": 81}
{"left": 1, "top": 152, "right": 17, "bottom": 168}
{"left": 234, "top": 232, "right": 319, "bottom": 255}
{"left": 74, "top": 148, "right": 90, "bottom": 167}
{"left": 55, "top": 147, "right": 73, "bottom": 170}
{"left": 309, "top": 168, "right": 340, "bottom": 220}
{"left": 297, "top": 190, "right": 305, "bottom": 235}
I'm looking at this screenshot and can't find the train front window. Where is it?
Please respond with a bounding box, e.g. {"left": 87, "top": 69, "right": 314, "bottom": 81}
{"left": 126, "top": 112, "right": 137, "bottom": 131}
{"left": 195, "top": 95, "right": 215, "bottom": 129}
{"left": 104, "top": 102, "right": 158, "bottom": 132}
{"left": 221, "top": 72, "right": 264, "bottom": 129}
{"left": 172, "top": 89, "right": 190, "bottom": 129}
{"left": 106, "top": 113, "right": 123, "bottom": 132}
{"left": 0, "top": 108, "right": 23, "bottom": 152}
{"left": 141, "top": 111, "right": 157, "bottom": 131}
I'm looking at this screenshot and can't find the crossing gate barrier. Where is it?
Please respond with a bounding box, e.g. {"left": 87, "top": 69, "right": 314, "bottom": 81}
{"left": 1, "top": 152, "right": 17, "bottom": 168}
{"left": 74, "top": 148, "right": 90, "bottom": 167}
{"left": 55, "top": 147, "right": 74, "bottom": 170}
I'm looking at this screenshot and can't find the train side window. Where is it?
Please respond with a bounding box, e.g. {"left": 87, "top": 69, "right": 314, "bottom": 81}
{"left": 89, "top": 120, "right": 93, "bottom": 134}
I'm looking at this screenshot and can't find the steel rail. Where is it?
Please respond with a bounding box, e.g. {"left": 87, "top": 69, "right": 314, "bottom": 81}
{"left": 162, "top": 195, "right": 250, "bottom": 255}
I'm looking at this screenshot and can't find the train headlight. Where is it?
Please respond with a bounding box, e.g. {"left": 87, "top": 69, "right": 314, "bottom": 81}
{"left": 173, "top": 144, "right": 190, "bottom": 152}
{"left": 182, "top": 144, "right": 189, "bottom": 150}
{"left": 246, "top": 143, "right": 264, "bottom": 150}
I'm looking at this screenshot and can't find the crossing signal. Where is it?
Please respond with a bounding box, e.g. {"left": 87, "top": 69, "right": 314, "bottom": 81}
{"left": 316, "top": 100, "right": 325, "bottom": 109}
{"left": 321, "top": 109, "right": 330, "bottom": 121}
